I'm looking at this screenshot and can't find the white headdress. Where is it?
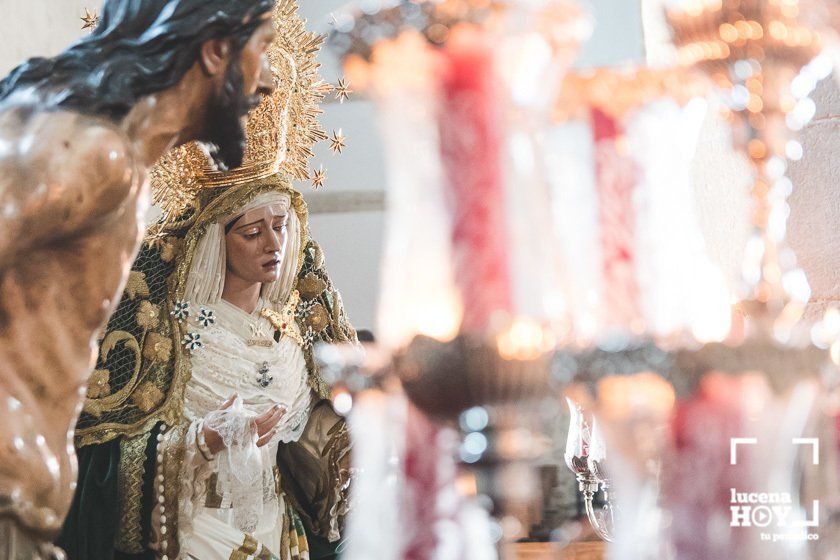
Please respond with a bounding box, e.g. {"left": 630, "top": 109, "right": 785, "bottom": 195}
{"left": 183, "top": 191, "right": 302, "bottom": 307}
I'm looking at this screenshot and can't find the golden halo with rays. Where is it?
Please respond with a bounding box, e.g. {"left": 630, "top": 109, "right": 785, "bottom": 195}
{"left": 148, "top": 0, "right": 332, "bottom": 235}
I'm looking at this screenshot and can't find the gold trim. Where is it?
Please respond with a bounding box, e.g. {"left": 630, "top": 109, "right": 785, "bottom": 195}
{"left": 280, "top": 510, "right": 291, "bottom": 560}
{"left": 230, "top": 534, "right": 260, "bottom": 560}
{"left": 83, "top": 331, "right": 143, "bottom": 417}
{"left": 161, "top": 422, "right": 188, "bottom": 560}
{"left": 115, "top": 432, "right": 150, "bottom": 553}
{"left": 202, "top": 162, "right": 281, "bottom": 188}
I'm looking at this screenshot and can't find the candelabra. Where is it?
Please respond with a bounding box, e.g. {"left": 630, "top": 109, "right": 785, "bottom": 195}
{"left": 564, "top": 398, "right": 616, "bottom": 542}
{"left": 315, "top": 329, "right": 556, "bottom": 558}
{"left": 323, "top": 1, "right": 840, "bottom": 558}
{"left": 668, "top": 0, "right": 832, "bottom": 328}
{"left": 558, "top": 333, "right": 839, "bottom": 558}
{"left": 326, "top": 1, "right": 590, "bottom": 555}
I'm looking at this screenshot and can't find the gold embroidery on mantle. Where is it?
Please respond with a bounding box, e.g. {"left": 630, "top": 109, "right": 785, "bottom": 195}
{"left": 297, "top": 273, "right": 327, "bottom": 300}
{"left": 115, "top": 432, "right": 150, "bottom": 553}
{"left": 131, "top": 382, "right": 164, "bottom": 413}
{"left": 136, "top": 300, "right": 161, "bottom": 330}
{"left": 125, "top": 271, "right": 150, "bottom": 300}
{"left": 305, "top": 302, "right": 329, "bottom": 333}
{"left": 88, "top": 369, "right": 111, "bottom": 399}
{"left": 84, "top": 331, "right": 142, "bottom": 417}
{"left": 143, "top": 332, "right": 172, "bottom": 363}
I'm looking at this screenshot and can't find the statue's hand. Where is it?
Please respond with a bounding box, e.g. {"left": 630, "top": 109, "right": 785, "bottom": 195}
{"left": 253, "top": 403, "right": 287, "bottom": 447}
{"left": 202, "top": 394, "right": 286, "bottom": 454}
{"left": 203, "top": 394, "right": 236, "bottom": 455}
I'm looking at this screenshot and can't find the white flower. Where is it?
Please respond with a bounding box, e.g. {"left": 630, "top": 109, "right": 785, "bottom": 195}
{"left": 182, "top": 332, "right": 203, "bottom": 352}
{"left": 171, "top": 300, "right": 191, "bottom": 320}
{"left": 296, "top": 299, "right": 317, "bottom": 320}
{"left": 197, "top": 308, "right": 216, "bottom": 327}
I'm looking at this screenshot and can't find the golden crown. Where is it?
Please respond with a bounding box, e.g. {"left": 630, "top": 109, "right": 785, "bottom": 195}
{"left": 148, "top": 0, "right": 330, "bottom": 230}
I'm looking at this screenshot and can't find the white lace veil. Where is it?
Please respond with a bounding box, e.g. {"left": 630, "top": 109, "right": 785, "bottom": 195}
{"left": 183, "top": 191, "right": 302, "bottom": 307}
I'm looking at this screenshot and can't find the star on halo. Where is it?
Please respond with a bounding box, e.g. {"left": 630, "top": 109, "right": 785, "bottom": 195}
{"left": 81, "top": 8, "right": 99, "bottom": 33}
{"left": 311, "top": 166, "right": 327, "bottom": 190}
{"left": 335, "top": 78, "right": 352, "bottom": 104}
{"left": 329, "top": 129, "right": 346, "bottom": 155}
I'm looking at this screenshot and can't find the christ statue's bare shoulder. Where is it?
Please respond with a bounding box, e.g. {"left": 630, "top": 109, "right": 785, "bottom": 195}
{"left": 0, "top": 102, "right": 142, "bottom": 267}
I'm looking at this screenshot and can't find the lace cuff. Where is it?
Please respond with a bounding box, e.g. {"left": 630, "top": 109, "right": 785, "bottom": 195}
{"left": 194, "top": 419, "right": 215, "bottom": 461}
{"left": 202, "top": 397, "right": 280, "bottom": 534}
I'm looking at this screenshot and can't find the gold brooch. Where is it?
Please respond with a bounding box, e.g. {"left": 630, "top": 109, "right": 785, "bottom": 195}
{"left": 261, "top": 291, "right": 305, "bottom": 347}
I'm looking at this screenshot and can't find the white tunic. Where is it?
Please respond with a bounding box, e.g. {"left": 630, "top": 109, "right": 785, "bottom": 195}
{"left": 176, "top": 298, "right": 312, "bottom": 558}
{"left": 184, "top": 298, "right": 311, "bottom": 439}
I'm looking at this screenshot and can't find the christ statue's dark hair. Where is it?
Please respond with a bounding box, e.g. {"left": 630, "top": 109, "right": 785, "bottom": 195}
{"left": 0, "top": 0, "right": 275, "bottom": 121}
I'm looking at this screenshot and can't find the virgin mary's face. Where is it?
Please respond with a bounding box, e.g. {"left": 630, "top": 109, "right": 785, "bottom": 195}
{"left": 225, "top": 204, "right": 289, "bottom": 285}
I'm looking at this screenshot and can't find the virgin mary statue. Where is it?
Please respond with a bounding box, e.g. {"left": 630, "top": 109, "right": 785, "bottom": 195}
{"left": 60, "top": 175, "right": 355, "bottom": 560}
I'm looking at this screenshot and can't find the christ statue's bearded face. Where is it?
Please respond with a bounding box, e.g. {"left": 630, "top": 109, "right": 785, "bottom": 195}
{"left": 200, "top": 17, "right": 276, "bottom": 170}
{"left": 225, "top": 203, "right": 289, "bottom": 285}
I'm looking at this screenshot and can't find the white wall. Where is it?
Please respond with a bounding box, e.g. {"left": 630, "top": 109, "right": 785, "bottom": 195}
{"left": 0, "top": 1, "right": 91, "bottom": 77}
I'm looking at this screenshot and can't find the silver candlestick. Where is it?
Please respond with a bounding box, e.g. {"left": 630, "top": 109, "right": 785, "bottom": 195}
{"left": 564, "top": 398, "right": 616, "bottom": 542}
